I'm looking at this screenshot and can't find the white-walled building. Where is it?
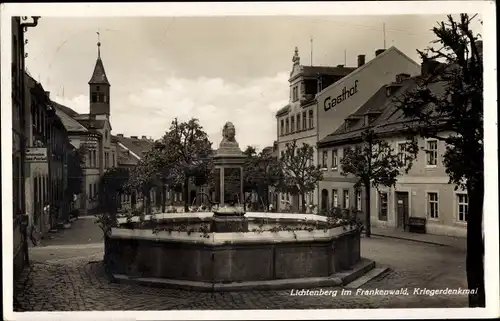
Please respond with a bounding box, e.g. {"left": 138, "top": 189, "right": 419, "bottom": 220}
{"left": 275, "top": 46, "right": 421, "bottom": 212}
{"left": 317, "top": 63, "right": 467, "bottom": 238}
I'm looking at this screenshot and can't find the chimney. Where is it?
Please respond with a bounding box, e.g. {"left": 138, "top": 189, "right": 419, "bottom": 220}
{"left": 375, "top": 49, "right": 385, "bottom": 57}
{"left": 117, "top": 134, "right": 124, "bottom": 137}
{"left": 421, "top": 59, "right": 441, "bottom": 77}
{"left": 45, "top": 91, "right": 50, "bottom": 98}
{"left": 475, "top": 40, "right": 483, "bottom": 56}
{"left": 131, "top": 136, "right": 138, "bottom": 139}
{"left": 395, "top": 73, "right": 411, "bottom": 83}
{"left": 141, "top": 135, "right": 147, "bottom": 140}
{"left": 357, "top": 55, "right": 365, "bottom": 67}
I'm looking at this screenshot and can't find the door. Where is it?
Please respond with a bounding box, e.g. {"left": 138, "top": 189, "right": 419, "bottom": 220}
{"left": 321, "top": 189, "right": 329, "bottom": 213}
{"left": 396, "top": 192, "right": 409, "bottom": 231}
{"left": 190, "top": 190, "right": 197, "bottom": 206}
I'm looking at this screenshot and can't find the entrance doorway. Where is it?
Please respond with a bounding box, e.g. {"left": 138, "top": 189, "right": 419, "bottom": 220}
{"left": 321, "top": 189, "right": 329, "bottom": 212}
{"left": 395, "top": 192, "right": 409, "bottom": 231}
{"left": 190, "top": 190, "right": 197, "bottom": 206}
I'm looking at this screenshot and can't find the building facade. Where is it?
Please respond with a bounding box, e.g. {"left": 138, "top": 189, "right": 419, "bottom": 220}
{"left": 317, "top": 64, "right": 467, "bottom": 238}
{"left": 12, "top": 16, "right": 40, "bottom": 280}
{"left": 275, "top": 47, "right": 357, "bottom": 212}
{"left": 275, "top": 46, "right": 421, "bottom": 212}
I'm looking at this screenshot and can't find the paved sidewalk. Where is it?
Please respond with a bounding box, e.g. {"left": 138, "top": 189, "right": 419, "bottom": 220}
{"left": 32, "top": 216, "right": 104, "bottom": 248}
{"left": 369, "top": 227, "right": 467, "bottom": 251}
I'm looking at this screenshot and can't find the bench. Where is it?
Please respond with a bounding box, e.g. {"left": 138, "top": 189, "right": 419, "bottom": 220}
{"left": 407, "top": 217, "right": 426, "bottom": 234}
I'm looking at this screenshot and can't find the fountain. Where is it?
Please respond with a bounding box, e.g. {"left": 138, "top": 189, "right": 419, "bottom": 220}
{"left": 104, "top": 122, "right": 375, "bottom": 291}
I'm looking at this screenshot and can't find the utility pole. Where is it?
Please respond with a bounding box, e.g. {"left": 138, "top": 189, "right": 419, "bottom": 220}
{"left": 383, "top": 22, "right": 386, "bottom": 49}
{"left": 310, "top": 36, "right": 313, "bottom": 66}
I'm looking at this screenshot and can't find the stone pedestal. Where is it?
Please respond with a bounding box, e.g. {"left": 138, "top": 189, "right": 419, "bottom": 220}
{"left": 211, "top": 216, "right": 249, "bottom": 233}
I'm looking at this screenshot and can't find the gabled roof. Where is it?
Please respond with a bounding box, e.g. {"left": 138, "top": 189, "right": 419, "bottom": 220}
{"left": 300, "top": 65, "right": 356, "bottom": 78}
{"left": 317, "top": 74, "right": 447, "bottom": 147}
{"left": 51, "top": 100, "right": 80, "bottom": 118}
{"left": 52, "top": 102, "right": 89, "bottom": 133}
{"left": 113, "top": 135, "right": 153, "bottom": 161}
{"left": 89, "top": 57, "right": 110, "bottom": 85}
{"left": 76, "top": 119, "right": 107, "bottom": 130}
{"left": 315, "top": 46, "right": 420, "bottom": 98}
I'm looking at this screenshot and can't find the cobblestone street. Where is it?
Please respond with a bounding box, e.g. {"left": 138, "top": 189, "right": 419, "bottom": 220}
{"left": 14, "top": 221, "right": 469, "bottom": 310}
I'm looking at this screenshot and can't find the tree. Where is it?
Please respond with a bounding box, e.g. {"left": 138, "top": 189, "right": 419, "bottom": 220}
{"left": 159, "top": 118, "right": 213, "bottom": 212}
{"left": 395, "top": 14, "right": 484, "bottom": 307}
{"left": 277, "top": 141, "right": 323, "bottom": 213}
{"left": 66, "top": 145, "right": 87, "bottom": 196}
{"left": 242, "top": 146, "right": 281, "bottom": 211}
{"left": 144, "top": 142, "right": 177, "bottom": 212}
{"left": 99, "top": 167, "right": 130, "bottom": 215}
{"left": 340, "top": 129, "right": 417, "bottom": 237}
{"left": 127, "top": 151, "right": 161, "bottom": 215}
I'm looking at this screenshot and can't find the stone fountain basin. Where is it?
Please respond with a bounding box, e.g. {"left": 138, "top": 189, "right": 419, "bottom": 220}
{"left": 105, "top": 212, "right": 374, "bottom": 291}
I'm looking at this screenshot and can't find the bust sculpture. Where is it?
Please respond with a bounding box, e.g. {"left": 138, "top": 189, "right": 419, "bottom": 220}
{"left": 220, "top": 122, "right": 238, "bottom": 147}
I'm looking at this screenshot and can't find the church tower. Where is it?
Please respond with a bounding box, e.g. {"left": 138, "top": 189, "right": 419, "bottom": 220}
{"left": 89, "top": 36, "right": 110, "bottom": 116}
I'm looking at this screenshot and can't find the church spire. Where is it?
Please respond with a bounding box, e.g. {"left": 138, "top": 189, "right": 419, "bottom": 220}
{"left": 88, "top": 31, "right": 110, "bottom": 85}
{"left": 97, "top": 30, "right": 101, "bottom": 58}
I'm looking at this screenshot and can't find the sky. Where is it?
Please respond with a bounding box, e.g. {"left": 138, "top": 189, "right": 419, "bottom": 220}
{"left": 23, "top": 14, "right": 483, "bottom": 151}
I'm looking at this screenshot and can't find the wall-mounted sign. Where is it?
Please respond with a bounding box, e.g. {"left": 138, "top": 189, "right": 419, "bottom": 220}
{"left": 26, "top": 147, "right": 47, "bottom": 162}
{"left": 324, "top": 80, "right": 359, "bottom": 112}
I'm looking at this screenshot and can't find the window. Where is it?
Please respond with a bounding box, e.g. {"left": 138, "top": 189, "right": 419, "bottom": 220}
{"left": 292, "top": 86, "right": 299, "bottom": 101}
{"left": 290, "top": 116, "right": 295, "bottom": 133}
{"left": 105, "top": 130, "right": 108, "bottom": 140}
{"left": 91, "top": 92, "right": 97, "bottom": 103}
{"left": 457, "top": 194, "right": 468, "bottom": 222}
{"left": 343, "top": 190, "right": 350, "bottom": 208}
{"left": 322, "top": 150, "right": 328, "bottom": 168}
{"left": 96, "top": 86, "right": 100, "bottom": 92}
{"left": 428, "top": 192, "right": 439, "bottom": 218}
{"left": 332, "top": 189, "right": 338, "bottom": 208}
{"left": 331, "top": 149, "right": 338, "bottom": 170}
{"left": 356, "top": 190, "right": 362, "bottom": 210}
{"left": 280, "top": 151, "right": 284, "bottom": 159}
{"left": 280, "top": 119, "right": 284, "bottom": 136}
{"left": 89, "top": 184, "right": 92, "bottom": 199}
{"left": 112, "top": 153, "right": 115, "bottom": 167}
{"left": 302, "top": 111, "right": 307, "bottom": 129}
{"left": 285, "top": 118, "right": 289, "bottom": 134}
{"left": 426, "top": 140, "right": 438, "bottom": 166}
{"left": 378, "top": 192, "right": 388, "bottom": 220}
{"left": 296, "top": 114, "right": 301, "bottom": 131}
{"left": 308, "top": 110, "right": 314, "bottom": 129}
{"left": 398, "top": 142, "right": 409, "bottom": 166}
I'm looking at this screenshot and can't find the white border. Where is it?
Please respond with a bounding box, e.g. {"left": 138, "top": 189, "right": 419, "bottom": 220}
{"left": 1, "top": 1, "right": 498, "bottom": 320}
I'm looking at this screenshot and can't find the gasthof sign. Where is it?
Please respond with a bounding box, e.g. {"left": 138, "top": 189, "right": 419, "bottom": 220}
{"left": 323, "top": 80, "right": 359, "bottom": 112}
{"left": 26, "top": 147, "right": 48, "bottom": 162}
